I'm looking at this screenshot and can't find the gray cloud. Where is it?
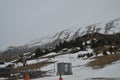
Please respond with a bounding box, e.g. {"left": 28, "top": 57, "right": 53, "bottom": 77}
{"left": 0, "top": 0, "right": 120, "bottom": 49}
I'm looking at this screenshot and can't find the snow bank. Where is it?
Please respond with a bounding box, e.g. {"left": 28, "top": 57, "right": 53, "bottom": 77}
{"left": 6, "top": 47, "right": 120, "bottom": 80}
{"left": 32, "top": 48, "right": 120, "bottom": 80}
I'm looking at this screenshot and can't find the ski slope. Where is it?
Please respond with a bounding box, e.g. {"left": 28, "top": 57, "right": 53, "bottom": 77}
{"left": 28, "top": 48, "right": 120, "bottom": 80}
{"left": 1, "top": 48, "right": 120, "bottom": 80}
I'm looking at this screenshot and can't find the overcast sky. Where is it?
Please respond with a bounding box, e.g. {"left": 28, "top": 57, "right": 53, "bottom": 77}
{"left": 0, "top": 0, "right": 120, "bottom": 50}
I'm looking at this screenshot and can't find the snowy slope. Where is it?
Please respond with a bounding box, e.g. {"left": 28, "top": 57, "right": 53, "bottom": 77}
{"left": 22, "top": 18, "right": 120, "bottom": 49}
{"left": 33, "top": 61, "right": 120, "bottom": 80}
{"left": 11, "top": 47, "right": 119, "bottom": 80}
{"left": 26, "top": 48, "right": 120, "bottom": 80}
{"left": 1, "top": 47, "right": 120, "bottom": 80}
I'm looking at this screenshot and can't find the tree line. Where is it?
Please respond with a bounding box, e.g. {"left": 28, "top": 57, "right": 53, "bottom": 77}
{"left": 34, "top": 33, "right": 120, "bottom": 58}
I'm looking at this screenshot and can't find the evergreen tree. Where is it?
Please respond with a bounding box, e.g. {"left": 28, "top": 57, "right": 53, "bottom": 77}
{"left": 103, "top": 50, "right": 108, "bottom": 56}
{"left": 59, "top": 41, "right": 63, "bottom": 50}
{"left": 109, "top": 46, "right": 113, "bottom": 54}
{"left": 91, "top": 39, "right": 97, "bottom": 48}
{"left": 95, "top": 39, "right": 105, "bottom": 47}
{"left": 44, "top": 48, "right": 49, "bottom": 55}
{"left": 54, "top": 44, "right": 59, "bottom": 52}
{"left": 35, "top": 48, "right": 42, "bottom": 58}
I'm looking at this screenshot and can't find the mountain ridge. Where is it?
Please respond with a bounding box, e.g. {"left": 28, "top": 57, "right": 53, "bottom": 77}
{"left": 25, "top": 18, "right": 120, "bottom": 48}
{"left": 0, "top": 18, "right": 120, "bottom": 56}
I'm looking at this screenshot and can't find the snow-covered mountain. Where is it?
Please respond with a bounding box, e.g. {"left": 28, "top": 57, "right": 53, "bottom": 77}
{"left": 1, "top": 18, "right": 120, "bottom": 80}
{"left": 23, "top": 18, "right": 120, "bottom": 48}
{"left": 1, "top": 18, "right": 120, "bottom": 55}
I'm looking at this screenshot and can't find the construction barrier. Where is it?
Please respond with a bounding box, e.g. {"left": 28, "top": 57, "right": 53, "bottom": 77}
{"left": 59, "top": 73, "right": 63, "bottom": 80}
{"left": 25, "top": 73, "right": 30, "bottom": 80}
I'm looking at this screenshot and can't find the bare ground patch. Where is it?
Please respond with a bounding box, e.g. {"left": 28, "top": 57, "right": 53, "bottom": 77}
{"left": 86, "top": 54, "right": 120, "bottom": 68}
{"left": 12, "top": 61, "right": 54, "bottom": 73}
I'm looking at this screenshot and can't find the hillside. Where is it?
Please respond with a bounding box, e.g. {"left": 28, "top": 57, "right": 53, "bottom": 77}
{"left": 0, "top": 34, "right": 120, "bottom": 80}
{"left": 0, "top": 18, "right": 120, "bottom": 80}
{"left": 33, "top": 53, "right": 120, "bottom": 80}
{"left": 1, "top": 47, "right": 120, "bottom": 80}
{"left": 1, "top": 18, "right": 120, "bottom": 58}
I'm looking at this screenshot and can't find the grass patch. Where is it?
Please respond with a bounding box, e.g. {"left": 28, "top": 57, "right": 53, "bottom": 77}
{"left": 86, "top": 53, "right": 120, "bottom": 69}
{"left": 12, "top": 61, "right": 54, "bottom": 73}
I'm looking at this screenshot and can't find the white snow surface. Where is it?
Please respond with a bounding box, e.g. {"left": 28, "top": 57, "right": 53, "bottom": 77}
{"left": 17, "top": 48, "right": 120, "bottom": 80}
{"left": 32, "top": 60, "right": 120, "bottom": 80}
{"left": 0, "top": 78, "right": 8, "bottom": 80}
{"left": 1, "top": 47, "right": 120, "bottom": 80}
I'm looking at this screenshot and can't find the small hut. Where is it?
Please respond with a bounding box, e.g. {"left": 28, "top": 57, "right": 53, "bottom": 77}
{"left": 57, "top": 62, "right": 72, "bottom": 75}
